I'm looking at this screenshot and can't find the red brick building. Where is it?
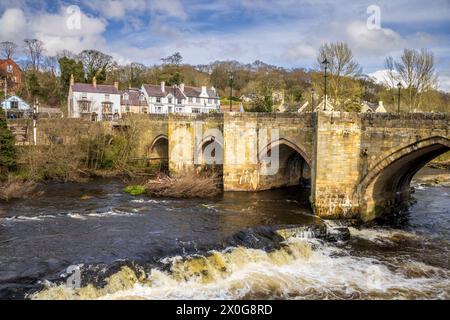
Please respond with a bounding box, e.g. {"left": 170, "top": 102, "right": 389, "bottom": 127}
{"left": 0, "top": 59, "right": 22, "bottom": 96}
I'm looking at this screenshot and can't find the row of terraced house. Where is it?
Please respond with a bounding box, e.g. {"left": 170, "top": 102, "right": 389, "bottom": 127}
{"left": 67, "top": 75, "right": 221, "bottom": 121}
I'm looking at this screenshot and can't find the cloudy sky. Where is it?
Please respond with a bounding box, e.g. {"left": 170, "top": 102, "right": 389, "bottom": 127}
{"left": 1, "top": 0, "right": 449, "bottom": 90}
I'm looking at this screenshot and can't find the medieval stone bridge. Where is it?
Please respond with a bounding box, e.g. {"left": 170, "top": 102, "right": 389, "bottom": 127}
{"left": 10, "top": 112, "right": 449, "bottom": 222}
{"left": 139, "top": 112, "right": 449, "bottom": 222}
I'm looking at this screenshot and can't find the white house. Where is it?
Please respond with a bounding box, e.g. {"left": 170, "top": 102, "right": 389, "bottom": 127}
{"left": 68, "top": 76, "right": 122, "bottom": 121}
{"left": 142, "top": 82, "right": 220, "bottom": 114}
{"left": 361, "top": 101, "right": 387, "bottom": 113}
{"left": 1, "top": 95, "right": 30, "bottom": 111}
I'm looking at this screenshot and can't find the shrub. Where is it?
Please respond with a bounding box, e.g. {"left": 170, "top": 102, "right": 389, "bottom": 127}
{"left": 0, "top": 175, "right": 37, "bottom": 201}
{"left": 124, "top": 185, "right": 147, "bottom": 196}
{"left": 146, "top": 172, "right": 221, "bottom": 198}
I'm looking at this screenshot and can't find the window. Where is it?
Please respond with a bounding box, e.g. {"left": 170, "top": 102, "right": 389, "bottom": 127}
{"left": 156, "top": 97, "right": 161, "bottom": 103}
{"left": 188, "top": 97, "right": 193, "bottom": 103}
{"left": 6, "top": 65, "right": 13, "bottom": 73}
{"left": 123, "top": 93, "right": 129, "bottom": 101}
{"left": 11, "top": 100, "right": 19, "bottom": 109}
{"left": 196, "top": 98, "right": 200, "bottom": 103}
{"left": 192, "top": 108, "right": 201, "bottom": 114}
{"left": 102, "top": 103, "right": 112, "bottom": 114}
{"left": 140, "top": 94, "right": 145, "bottom": 101}
{"left": 208, "top": 99, "right": 212, "bottom": 104}
{"left": 168, "top": 97, "right": 173, "bottom": 104}
{"left": 79, "top": 101, "right": 91, "bottom": 113}
{"left": 82, "top": 92, "right": 88, "bottom": 100}
{"left": 175, "top": 107, "right": 184, "bottom": 113}
{"left": 105, "top": 94, "right": 110, "bottom": 101}
{"left": 155, "top": 106, "right": 162, "bottom": 113}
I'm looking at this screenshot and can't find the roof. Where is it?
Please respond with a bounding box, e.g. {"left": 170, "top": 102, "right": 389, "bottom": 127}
{"left": 0, "top": 59, "right": 21, "bottom": 70}
{"left": 72, "top": 83, "right": 120, "bottom": 94}
{"left": 121, "top": 88, "right": 147, "bottom": 106}
{"left": 143, "top": 84, "right": 219, "bottom": 99}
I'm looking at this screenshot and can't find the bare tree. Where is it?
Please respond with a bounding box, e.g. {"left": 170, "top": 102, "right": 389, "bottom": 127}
{"left": 78, "top": 50, "right": 114, "bottom": 83}
{"left": 24, "top": 39, "right": 46, "bottom": 71}
{"left": 161, "top": 52, "right": 183, "bottom": 66}
{"left": 383, "top": 56, "right": 400, "bottom": 88}
{"left": 315, "top": 42, "right": 362, "bottom": 110}
{"left": 0, "top": 41, "right": 18, "bottom": 60}
{"left": 387, "top": 49, "right": 438, "bottom": 111}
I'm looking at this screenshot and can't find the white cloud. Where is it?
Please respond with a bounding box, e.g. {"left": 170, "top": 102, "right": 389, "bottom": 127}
{"left": 0, "top": 6, "right": 108, "bottom": 57}
{"left": 0, "top": 8, "right": 27, "bottom": 40}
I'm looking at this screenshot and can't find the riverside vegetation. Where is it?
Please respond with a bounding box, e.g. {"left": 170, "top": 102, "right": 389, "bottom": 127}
{"left": 0, "top": 112, "right": 221, "bottom": 201}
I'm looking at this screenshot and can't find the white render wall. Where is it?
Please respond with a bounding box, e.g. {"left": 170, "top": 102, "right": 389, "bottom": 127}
{"left": 70, "top": 91, "right": 121, "bottom": 120}
{"left": 141, "top": 87, "right": 220, "bottom": 114}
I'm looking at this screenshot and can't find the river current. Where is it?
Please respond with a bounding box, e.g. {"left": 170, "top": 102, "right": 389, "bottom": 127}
{"left": 0, "top": 170, "right": 449, "bottom": 300}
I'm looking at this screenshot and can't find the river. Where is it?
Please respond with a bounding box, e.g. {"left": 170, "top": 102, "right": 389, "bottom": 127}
{"left": 0, "top": 169, "right": 449, "bottom": 300}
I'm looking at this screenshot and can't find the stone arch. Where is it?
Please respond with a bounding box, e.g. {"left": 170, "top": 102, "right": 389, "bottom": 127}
{"left": 149, "top": 135, "right": 169, "bottom": 160}
{"left": 196, "top": 135, "right": 224, "bottom": 166}
{"left": 258, "top": 138, "right": 311, "bottom": 167}
{"left": 258, "top": 138, "right": 311, "bottom": 189}
{"left": 358, "top": 136, "right": 450, "bottom": 219}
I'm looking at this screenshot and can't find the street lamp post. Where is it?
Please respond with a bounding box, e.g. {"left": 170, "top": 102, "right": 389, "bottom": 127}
{"left": 322, "top": 58, "right": 329, "bottom": 111}
{"left": 397, "top": 82, "right": 402, "bottom": 113}
{"left": 228, "top": 72, "right": 234, "bottom": 112}
{"left": 311, "top": 88, "right": 315, "bottom": 113}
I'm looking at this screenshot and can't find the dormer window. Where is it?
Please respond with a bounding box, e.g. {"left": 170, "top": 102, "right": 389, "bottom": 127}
{"left": 123, "top": 93, "right": 129, "bottom": 101}
{"left": 6, "top": 65, "right": 13, "bottom": 73}
{"left": 168, "top": 97, "right": 173, "bottom": 104}
{"left": 105, "top": 94, "right": 110, "bottom": 101}
{"left": 139, "top": 94, "right": 145, "bottom": 101}
{"left": 156, "top": 97, "right": 161, "bottom": 103}
{"left": 82, "top": 92, "right": 88, "bottom": 100}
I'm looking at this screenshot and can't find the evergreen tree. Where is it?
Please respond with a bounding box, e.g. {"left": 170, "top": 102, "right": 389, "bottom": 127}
{"left": 0, "top": 108, "right": 16, "bottom": 174}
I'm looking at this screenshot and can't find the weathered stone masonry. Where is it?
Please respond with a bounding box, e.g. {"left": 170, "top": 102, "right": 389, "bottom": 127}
{"left": 9, "top": 112, "right": 449, "bottom": 221}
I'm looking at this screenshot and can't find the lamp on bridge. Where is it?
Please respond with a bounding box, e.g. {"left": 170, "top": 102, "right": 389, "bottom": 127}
{"left": 396, "top": 82, "right": 402, "bottom": 113}
{"left": 228, "top": 72, "right": 234, "bottom": 112}
{"left": 321, "top": 58, "right": 329, "bottom": 111}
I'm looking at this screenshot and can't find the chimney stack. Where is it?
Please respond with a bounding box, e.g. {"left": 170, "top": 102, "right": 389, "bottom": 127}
{"left": 70, "top": 74, "right": 74, "bottom": 87}
{"left": 180, "top": 83, "right": 185, "bottom": 92}
{"left": 92, "top": 77, "right": 97, "bottom": 88}
{"left": 201, "top": 86, "right": 207, "bottom": 95}
{"left": 114, "top": 81, "right": 119, "bottom": 90}
{"left": 161, "top": 81, "right": 165, "bottom": 93}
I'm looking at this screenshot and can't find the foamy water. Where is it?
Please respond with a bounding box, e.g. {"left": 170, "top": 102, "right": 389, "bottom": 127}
{"left": 31, "top": 235, "right": 450, "bottom": 300}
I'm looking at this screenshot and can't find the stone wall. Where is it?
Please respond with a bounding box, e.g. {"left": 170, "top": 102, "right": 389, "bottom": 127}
{"left": 223, "top": 113, "right": 314, "bottom": 191}
{"left": 312, "top": 112, "right": 450, "bottom": 221}
{"left": 168, "top": 113, "right": 224, "bottom": 176}
{"left": 8, "top": 112, "right": 450, "bottom": 222}
{"left": 311, "top": 112, "right": 362, "bottom": 219}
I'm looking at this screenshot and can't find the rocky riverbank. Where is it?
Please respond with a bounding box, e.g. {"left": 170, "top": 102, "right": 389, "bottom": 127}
{"left": 413, "top": 167, "right": 450, "bottom": 187}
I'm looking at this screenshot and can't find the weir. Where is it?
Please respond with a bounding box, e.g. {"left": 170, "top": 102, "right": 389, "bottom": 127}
{"left": 8, "top": 112, "right": 450, "bottom": 222}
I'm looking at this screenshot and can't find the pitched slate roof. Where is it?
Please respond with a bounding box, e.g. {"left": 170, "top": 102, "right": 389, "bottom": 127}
{"left": 143, "top": 84, "right": 219, "bottom": 99}
{"left": 121, "top": 88, "right": 147, "bottom": 106}
{"left": 72, "top": 83, "right": 120, "bottom": 94}
{"left": 143, "top": 84, "right": 167, "bottom": 98}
